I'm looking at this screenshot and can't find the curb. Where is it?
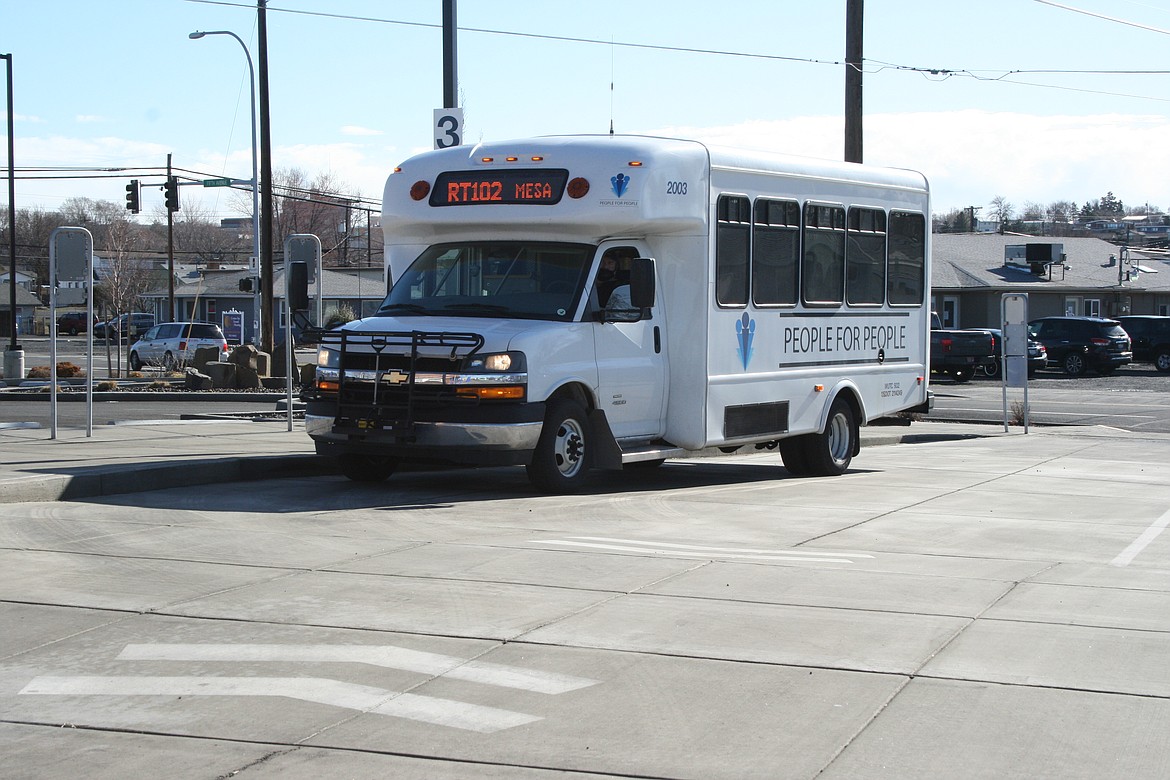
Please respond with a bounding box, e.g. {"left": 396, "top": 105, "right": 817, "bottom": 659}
{"left": 0, "top": 425, "right": 994, "bottom": 505}
{"left": 0, "top": 453, "right": 340, "bottom": 505}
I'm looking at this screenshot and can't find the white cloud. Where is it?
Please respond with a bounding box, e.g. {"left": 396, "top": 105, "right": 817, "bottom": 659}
{"left": 650, "top": 110, "right": 1170, "bottom": 214}
{"left": 339, "top": 125, "right": 383, "bottom": 137}
{"left": 75, "top": 114, "right": 105, "bottom": 124}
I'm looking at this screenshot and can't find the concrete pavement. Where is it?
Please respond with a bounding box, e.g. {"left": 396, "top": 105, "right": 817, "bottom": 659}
{"left": 5, "top": 417, "right": 1170, "bottom": 778}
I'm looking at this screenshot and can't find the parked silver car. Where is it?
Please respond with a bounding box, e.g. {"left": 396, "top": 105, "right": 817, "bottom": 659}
{"left": 129, "top": 322, "right": 229, "bottom": 371}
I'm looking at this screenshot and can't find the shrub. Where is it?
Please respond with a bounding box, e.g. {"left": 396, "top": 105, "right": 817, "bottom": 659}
{"left": 323, "top": 303, "right": 357, "bottom": 329}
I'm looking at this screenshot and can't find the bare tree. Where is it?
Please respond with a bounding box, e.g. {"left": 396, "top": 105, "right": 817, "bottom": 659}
{"left": 989, "top": 196, "right": 1014, "bottom": 232}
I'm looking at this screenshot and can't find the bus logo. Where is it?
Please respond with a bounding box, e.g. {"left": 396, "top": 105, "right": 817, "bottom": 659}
{"left": 610, "top": 173, "right": 631, "bottom": 198}
{"left": 736, "top": 313, "right": 755, "bottom": 370}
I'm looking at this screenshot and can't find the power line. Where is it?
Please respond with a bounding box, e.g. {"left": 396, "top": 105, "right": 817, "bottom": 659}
{"left": 181, "top": 0, "right": 1170, "bottom": 104}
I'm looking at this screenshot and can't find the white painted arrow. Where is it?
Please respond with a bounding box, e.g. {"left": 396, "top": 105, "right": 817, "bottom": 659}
{"left": 20, "top": 675, "right": 540, "bottom": 733}
{"left": 116, "top": 643, "right": 597, "bottom": 695}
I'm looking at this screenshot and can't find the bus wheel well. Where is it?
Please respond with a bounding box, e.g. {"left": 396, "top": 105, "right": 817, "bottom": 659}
{"left": 547, "top": 382, "right": 594, "bottom": 412}
{"left": 830, "top": 389, "right": 863, "bottom": 457}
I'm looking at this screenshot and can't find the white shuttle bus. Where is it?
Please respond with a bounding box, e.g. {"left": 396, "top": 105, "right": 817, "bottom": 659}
{"left": 304, "top": 135, "right": 931, "bottom": 492}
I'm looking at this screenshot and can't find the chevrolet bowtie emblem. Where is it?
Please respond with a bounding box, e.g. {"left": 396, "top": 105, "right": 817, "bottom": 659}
{"left": 380, "top": 370, "right": 410, "bottom": 384}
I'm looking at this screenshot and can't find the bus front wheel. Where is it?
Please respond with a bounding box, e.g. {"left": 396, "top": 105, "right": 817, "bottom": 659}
{"left": 339, "top": 454, "right": 397, "bottom": 483}
{"left": 527, "top": 399, "right": 591, "bottom": 493}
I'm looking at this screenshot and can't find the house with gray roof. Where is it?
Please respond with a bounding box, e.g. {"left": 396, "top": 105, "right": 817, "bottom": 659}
{"left": 931, "top": 233, "right": 1170, "bottom": 329}
{"left": 141, "top": 265, "right": 386, "bottom": 344}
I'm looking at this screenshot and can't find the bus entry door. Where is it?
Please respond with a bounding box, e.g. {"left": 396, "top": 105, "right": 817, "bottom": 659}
{"left": 593, "top": 314, "right": 666, "bottom": 441}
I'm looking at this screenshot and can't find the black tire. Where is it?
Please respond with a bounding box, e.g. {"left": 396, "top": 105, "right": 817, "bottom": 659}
{"left": 779, "top": 437, "right": 810, "bottom": 476}
{"left": 1063, "top": 352, "right": 1086, "bottom": 377}
{"left": 526, "top": 399, "right": 591, "bottom": 492}
{"left": 68, "top": 327, "right": 78, "bottom": 336}
{"left": 803, "top": 399, "right": 856, "bottom": 477}
{"left": 338, "top": 454, "right": 396, "bottom": 483}
{"left": 981, "top": 359, "right": 1000, "bottom": 378}
{"left": 1155, "top": 350, "right": 1170, "bottom": 373}
{"left": 951, "top": 367, "right": 973, "bottom": 383}
{"left": 129, "top": 352, "right": 143, "bottom": 371}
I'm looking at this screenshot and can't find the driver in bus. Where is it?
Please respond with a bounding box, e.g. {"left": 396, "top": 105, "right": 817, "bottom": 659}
{"left": 595, "top": 247, "right": 635, "bottom": 309}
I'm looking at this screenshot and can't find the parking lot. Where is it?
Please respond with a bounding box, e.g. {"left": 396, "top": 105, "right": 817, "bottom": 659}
{"left": 2, "top": 415, "right": 1170, "bottom": 778}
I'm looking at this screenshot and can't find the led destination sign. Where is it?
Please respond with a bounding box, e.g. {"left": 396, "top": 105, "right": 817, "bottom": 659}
{"left": 431, "top": 169, "right": 570, "bottom": 206}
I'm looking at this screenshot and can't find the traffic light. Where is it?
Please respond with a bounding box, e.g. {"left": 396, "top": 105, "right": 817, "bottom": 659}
{"left": 238, "top": 276, "right": 255, "bottom": 292}
{"left": 124, "top": 180, "right": 140, "bottom": 213}
{"left": 163, "top": 177, "right": 180, "bottom": 212}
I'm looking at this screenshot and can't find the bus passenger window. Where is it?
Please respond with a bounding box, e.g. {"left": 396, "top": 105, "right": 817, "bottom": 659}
{"left": 846, "top": 207, "right": 886, "bottom": 305}
{"left": 716, "top": 194, "right": 750, "bottom": 306}
{"left": 888, "top": 212, "right": 926, "bottom": 305}
{"left": 753, "top": 199, "right": 799, "bottom": 306}
{"left": 802, "top": 203, "right": 845, "bottom": 305}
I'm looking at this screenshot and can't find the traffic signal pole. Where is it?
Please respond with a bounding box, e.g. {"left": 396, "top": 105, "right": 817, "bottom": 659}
{"left": 166, "top": 153, "right": 175, "bottom": 321}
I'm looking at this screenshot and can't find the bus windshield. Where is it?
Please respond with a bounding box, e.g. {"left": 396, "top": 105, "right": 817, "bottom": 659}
{"left": 378, "top": 241, "right": 594, "bottom": 321}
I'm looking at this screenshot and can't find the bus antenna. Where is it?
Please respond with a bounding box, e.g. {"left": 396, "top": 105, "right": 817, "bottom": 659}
{"left": 609, "top": 37, "right": 615, "bottom": 135}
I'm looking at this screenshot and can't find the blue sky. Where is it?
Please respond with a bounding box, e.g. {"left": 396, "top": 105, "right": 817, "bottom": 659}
{"left": 6, "top": 0, "right": 1170, "bottom": 220}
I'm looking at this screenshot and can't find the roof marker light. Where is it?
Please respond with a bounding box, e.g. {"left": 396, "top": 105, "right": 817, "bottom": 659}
{"left": 506, "top": 156, "right": 519, "bottom": 162}
{"left": 531, "top": 155, "right": 544, "bottom": 162}
{"left": 481, "top": 157, "right": 494, "bottom": 163}
{"left": 628, "top": 161, "right": 644, "bottom": 167}
{"left": 410, "top": 181, "right": 431, "bottom": 201}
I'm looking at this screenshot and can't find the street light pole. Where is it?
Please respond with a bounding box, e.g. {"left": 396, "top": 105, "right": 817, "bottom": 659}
{"left": 188, "top": 30, "right": 262, "bottom": 345}
{"left": 2, "top": 52, "right": 23, "bottom": 382}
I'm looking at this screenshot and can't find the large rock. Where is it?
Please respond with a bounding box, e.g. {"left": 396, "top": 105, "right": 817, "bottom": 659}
{"left": 183, "top": 367, "right": 213, "bottom": 391}
{"left": 193, "top": 346, "right": 221, "bottom": 371}
{"left": 203, "top": 362, "right": 237, "bottom": 389}
{"left": 227, "top": 345, "right": 271, "bottom": 377}
{"left": 235, "top": 364, "right": 262, "bottom": 389}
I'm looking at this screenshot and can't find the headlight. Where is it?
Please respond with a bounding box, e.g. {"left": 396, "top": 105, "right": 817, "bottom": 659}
{"left": 465, "top": 351, "right": 525, "bottom": 372}
{"left": 317, "top": 347, "right": 340, "bottom": 368}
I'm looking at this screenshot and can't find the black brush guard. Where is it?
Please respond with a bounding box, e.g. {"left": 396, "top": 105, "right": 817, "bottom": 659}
{"left": 319, "top": 329, "right": 485, "bottom": 441}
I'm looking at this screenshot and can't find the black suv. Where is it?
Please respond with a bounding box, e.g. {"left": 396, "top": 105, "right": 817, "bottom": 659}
{"left": 1028, "top": 316, "right": 1132, "bottom": 376}
{"left": 1118, "top": 315, "right": 1170, "bottom": 372}
{"left": 56, "top": 312, "right": 94, "bottom": 336}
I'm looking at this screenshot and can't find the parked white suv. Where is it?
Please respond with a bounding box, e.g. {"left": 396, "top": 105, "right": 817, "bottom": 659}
{"left": 129, "top": 322, "right": 229, "bottom": 371}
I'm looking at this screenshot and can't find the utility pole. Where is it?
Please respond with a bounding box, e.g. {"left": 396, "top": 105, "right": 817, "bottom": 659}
{"left": 257, "top": 0, "right": 275, "bottom": 357}
{"left": 967, "top": 206, "right": 980, "bottom": 233}
{"left": 844, "top": 0, "right": 863, "bottom": 163}
{"left": 3, "top": 52, "right": 22, "bottom": 383}
{"left": 443, "top": 0, "right": 457, "bottom": 109}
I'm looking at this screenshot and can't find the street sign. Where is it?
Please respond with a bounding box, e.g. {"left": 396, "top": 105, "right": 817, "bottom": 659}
{"left": 202, "top": 177, "right": 232, "bottom": 187}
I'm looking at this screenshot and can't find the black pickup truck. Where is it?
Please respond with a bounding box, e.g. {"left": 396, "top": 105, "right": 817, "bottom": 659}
{"left": 930, "top": 313, "right": 996, "bottom": 383}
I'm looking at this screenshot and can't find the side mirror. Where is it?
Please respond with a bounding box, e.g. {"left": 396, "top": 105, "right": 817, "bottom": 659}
{"left": 629, "top": 257, "right": 655, "bottom": 309}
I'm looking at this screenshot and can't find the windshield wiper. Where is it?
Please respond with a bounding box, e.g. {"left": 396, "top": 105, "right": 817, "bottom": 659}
{"left": 442, "top": 303, "right": 511, "bottom": 314}
{"left": 377, "top": 302, "right": 432, "bottom": 315}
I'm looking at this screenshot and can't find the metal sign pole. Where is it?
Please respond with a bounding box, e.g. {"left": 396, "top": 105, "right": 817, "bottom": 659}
{"left": 1001, "top": 292, "right": 1030, "bottom": 434}
{"left": 283, "top": 234, "right": 321, "bottom": 432}
{"left": 48, "top": 227, "right": 93, "bottom": 439}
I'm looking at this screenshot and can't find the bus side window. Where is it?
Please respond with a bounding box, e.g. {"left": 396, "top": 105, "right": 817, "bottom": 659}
{"left": 846, "top": 207, "right": 886, "bottom": 305}
{"left": 753, "top": 198, "right": 799, "bottom": 306}
{"left": 716, "top": 194, "right": 750, "bottom": 307}
{"left": 802, "top": 203, "right": 845, "bottom": 305}
{"left": 888, "top": 212, "right": 926, "bottom": 305}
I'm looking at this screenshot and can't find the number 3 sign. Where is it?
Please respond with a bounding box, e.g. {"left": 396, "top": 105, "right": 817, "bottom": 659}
{"left": 434, "top": 108, "right": 464, "bottom": 149}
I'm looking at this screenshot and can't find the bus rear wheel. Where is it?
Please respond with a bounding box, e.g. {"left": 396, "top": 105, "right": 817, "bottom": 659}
{"left": 779, "top": 438, "right": 811, "bottom": 476}
{"left": 527, "top": 399, "right": 591, "bottom": 493}
{"left": 803, "top": 399, "right": 856, "bottom": 477}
